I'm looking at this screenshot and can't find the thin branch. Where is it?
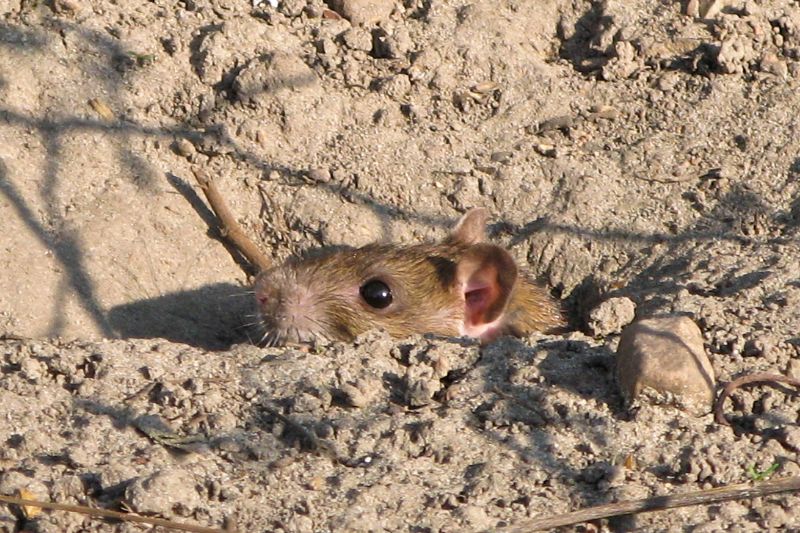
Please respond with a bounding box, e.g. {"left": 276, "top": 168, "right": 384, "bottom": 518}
{"left": 714, "top": 372, "right": 800, "bottom": 425}
{"left": 497, "top": 475, "right": 800, "bottom": 532}
{"left": 192, "top": 168, "right": 272, "bottom": 272}
{"left": 0, "top": 494, "right": 231, "bottom": 533}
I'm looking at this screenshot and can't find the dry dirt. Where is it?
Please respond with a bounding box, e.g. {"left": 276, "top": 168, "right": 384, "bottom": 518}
{"left": 2, "top": 0, "right": 800, "bottom": 531}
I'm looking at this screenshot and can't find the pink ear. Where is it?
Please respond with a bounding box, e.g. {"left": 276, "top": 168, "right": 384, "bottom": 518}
{"left": 456, "top": 244, "right": 518, "bottom": 331}
{"left": 449, "top": 208, "right": 489, "bottom": 245}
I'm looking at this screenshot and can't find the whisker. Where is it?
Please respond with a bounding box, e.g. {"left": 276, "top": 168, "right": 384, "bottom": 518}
{"left": 244, "top": 313, "right": 265, "bottom": 341}
{"left": 308, "top": 315, "right": 326, "bottom": 328}
{"left": 269, "top": 331, "right": 282, "bottom": 347}
{"left": 291, "top": 326, "right": 302, "bottom": 344}
{"left": 223, "top": 292, "right": 255, "bottom": 299}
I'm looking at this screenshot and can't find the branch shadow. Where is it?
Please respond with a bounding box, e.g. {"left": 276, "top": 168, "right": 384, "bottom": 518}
{"left": 1, "top": 8, "right": 799, "bottom": 401}
{"left": 0, "top": 158, "right": 114, "bottom": 336}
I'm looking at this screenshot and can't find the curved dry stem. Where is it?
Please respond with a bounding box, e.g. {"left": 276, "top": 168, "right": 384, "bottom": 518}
{"left": 714, "top": 372, "right": 800, "bottom": 426}
{"left": 192, "top": 168, "right": 272, "bottom": 272}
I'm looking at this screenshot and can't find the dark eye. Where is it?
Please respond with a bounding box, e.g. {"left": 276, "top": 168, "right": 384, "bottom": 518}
{"left": 359, "top": 279, "right": 393, "bottom": 309}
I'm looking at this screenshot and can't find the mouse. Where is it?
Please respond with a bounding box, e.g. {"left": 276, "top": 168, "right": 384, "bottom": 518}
{"left": 193, "top": 170, "right": 565, "bottom": 345}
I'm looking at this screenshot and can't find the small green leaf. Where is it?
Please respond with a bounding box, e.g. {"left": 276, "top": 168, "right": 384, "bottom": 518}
{"left": 747, "top": 462, "right": 780, "bottom": 481}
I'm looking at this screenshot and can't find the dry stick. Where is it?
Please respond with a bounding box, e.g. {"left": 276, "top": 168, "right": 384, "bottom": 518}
{"left": 0, "top": 494, "right": 230, "bottom": 533}
{"left": 714, "top": 372, "right": 800, "bottom": 425}
{"left": 497, "top": 475, "right": 800, "bottom": 532}
{"left": 192, "top": 168, "right": 272, "bottom": 272}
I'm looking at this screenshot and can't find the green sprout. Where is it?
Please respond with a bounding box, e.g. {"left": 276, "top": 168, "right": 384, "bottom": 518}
{"left": 746, "top": 462, "right": 780, "bottom": 481}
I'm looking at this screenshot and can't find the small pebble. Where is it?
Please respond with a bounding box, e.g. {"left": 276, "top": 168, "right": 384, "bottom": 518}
{"left": 472, "top": 81, "right": 499, "bottom": 93}
{"left": 379, "top": 74, "right": 411, "bottom": 98}
{"left": 532, "top": 142, "right": 557, "bottom": 157}
{"left": 456, "top": 505, "right": 491, "bottom": 530}
{"left": 537, "top": 115, "right": 574, "bottom": 133}
{"left": 317, "top": 37, "right": 338, "bottom": 57}
{"left": 700, "top": 0, "right": 725, "bottom": 18}
{"left": 338, "top": 383, "right": 367, "bottom": 408}
{"left": 761, "top": 53, "right": 788, "bottom": 77}
{"left": 780, "top": 426, "right": 800, "bottom": 451}
{"left": 307, "top": 167, "right": 331, "bottom": 183}
{"left": 173, "top": 138, "right": 196, "bottom": 158}
{"left": 125, "top": 469, "right": 202, "bottom": 518}
{"left": 20, "top": 357, "right": 44, "bottom": 382}
{"left": 304, "top": 5, "right": 323, "bottom": 17}
{"left": 341, "top": 27, "right": 373, "bottom": 51}
{"left": 490, "top": 151, "right": 513, "bottom": 164}
{"left": 787, "top": 358, "right": 800, "bottom": 379}
{"left": 329, "top": 0, "right": 394, "bottom": 26}
{"left": 52, "top": 0, "right": 80, "bottom": 13}
{"left": 587, "top": 296, "right": 636, "bottom": 337}
{"left": 589, "top": 104, "right": 619, "bottom": 120}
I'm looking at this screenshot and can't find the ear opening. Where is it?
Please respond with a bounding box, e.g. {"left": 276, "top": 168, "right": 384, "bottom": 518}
{"left": 449, "top": 208, "right": 489, "bottom": 245}
{"left": 456, "top": 244, "right": 518, "bottom": 332}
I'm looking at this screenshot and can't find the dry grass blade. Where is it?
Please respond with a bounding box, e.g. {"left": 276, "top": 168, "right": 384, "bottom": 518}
{"left": 88, "top": 98, "right": 115, "bottom": 121}
{"left": 192, "top": 167, "right": 272, "bottom": 272}
{"left": 496, "top": 476, "right": 800, "bottom": 532}
{"left": 0, "top": 493, "right": 232, "bottom": 532}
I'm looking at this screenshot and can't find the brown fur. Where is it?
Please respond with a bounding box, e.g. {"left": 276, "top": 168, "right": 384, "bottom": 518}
{"left": 255, "top": 234, "right": 565, "bottom": 345}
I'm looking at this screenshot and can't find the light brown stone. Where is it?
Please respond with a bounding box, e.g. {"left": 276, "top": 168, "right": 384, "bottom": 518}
{"left": 616, "top": 316, "right": 715, "bottom": 416}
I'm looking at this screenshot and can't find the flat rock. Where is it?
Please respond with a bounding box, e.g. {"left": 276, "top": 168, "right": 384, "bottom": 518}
{"left": 616, "top": 316, "right": 715, "bottom": 416}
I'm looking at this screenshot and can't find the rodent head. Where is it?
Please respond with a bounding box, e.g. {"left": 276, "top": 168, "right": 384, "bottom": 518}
{"left": 253, "top": 209, "right": 564, "bottom": 345}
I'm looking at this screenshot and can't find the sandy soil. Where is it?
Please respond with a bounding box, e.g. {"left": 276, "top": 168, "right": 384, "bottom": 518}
{"left": 2, "top": 0, "right": 800, "bottom": 531}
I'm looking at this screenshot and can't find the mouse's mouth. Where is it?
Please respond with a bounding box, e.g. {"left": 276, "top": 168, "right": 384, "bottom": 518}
{"left": 255, "top": 309, "right": 335, "bottom": 347}
{"left": 257, "top": 322, "right": 330, "bottom": 347}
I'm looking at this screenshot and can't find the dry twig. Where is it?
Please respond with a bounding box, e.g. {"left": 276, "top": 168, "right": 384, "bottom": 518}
{"left": 192, "top": 168, "right": 272, "bottom": 272}
{"left": 497, "top": 475, "right": 800, "bottom": 532}
{"left": 0, "top": 494, "right": 230, "bottom": 532}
